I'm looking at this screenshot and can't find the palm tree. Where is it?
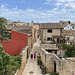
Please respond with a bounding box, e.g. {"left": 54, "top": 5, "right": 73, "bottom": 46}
{"left": 0, "top": 17, "right": 9, "bottom": 43}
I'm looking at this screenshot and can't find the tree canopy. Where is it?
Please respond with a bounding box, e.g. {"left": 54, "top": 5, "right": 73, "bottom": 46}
{"left": 0, "top": 46, "right": 22, "bottom": 75}
{"left": 0, "top": 17, "right": 10, "bottom": 42}
{"left": 62, "top": 44, "right": 75, "bottom": 57}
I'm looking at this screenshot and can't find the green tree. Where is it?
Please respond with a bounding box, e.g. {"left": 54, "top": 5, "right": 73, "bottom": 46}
{"left": 62, "top": 44, "right": 75, "bottom": 57}
{"left": 6, "top": 55, "right": 22, "bottom": 75}
{"left": 0, "top": 46, "right": 22, "bottom": 75}
{"left": 0, "top": 17, "right": 10, "bottom": 42}
{"left": 0, "top": 46, "right": 10, "bottom": 75}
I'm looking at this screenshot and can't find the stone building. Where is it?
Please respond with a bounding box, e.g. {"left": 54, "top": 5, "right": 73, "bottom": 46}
{"left": 28, "top": 20, "right": 40, "bottom": 45}
{"left": 62, "top": 30, "right": 75, "bottom": 45}
{"left": 32, "top": 25, "right": 39, "bottom": 43}
{"left": 39, "top": 23, "right": 63, "bottom": 44}
{"left": 41, "top": 44, "right": 59, "bottom": 54}
{"left": 39, "top": 48, "right": 75, "bottom": 75}
{"left": 59, "top": 21, "right": 71, "bottom": 27}
{"left": 64, "top": 24, "right": 75, "bottom": 30}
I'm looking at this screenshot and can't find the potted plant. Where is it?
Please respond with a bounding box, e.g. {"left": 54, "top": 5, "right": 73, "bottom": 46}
{"left": 52, "top": 51, "right": 55, "bottom": 54}
{"left": 44, "top": 38, "right": 46, "bottom": 44}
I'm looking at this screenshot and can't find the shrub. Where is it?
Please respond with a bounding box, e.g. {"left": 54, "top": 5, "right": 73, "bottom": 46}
{"left": 49, "top": 72, "right": 59, "bottom": 75}
{"left": 62, "top": 44, "right": 75, "bottom": 57}
{"left": 0, "top": 46, "right": 22, "bottom": 75}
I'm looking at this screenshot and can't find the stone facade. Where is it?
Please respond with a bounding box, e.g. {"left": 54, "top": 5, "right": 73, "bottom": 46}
{"left": 41, "top": 44, "right": 58, "bottom": 49}
{"left": 63, "top": 30, "right": 75, "bottom": 36}
{"left": 39, "top": 48, "right": 54, "bottom": 72}
{"left": 41, "top": 44, "right": 58, "bottom": 54}
{"left": 59, "top": 21, "right": 71, "bottom": 27}
{"left": 39, "top": 48, "right": 75, "bottom": 75}
{"left": 18, "top": 46, "right": 30, "bottom": 75}
{"left": 32, "top": 25, "right": 39, "bottom": 43}
{"left": 65, "top": 35, "right": 75, "bottom": 45}
{"left": 40, "top": 29, "right": 63, "bottom": 43}
{"left": 56, "top": 58, "right": 75, "bottom": 75}
{"left": 28, "top": 34, "right": 33, "bottom": 52}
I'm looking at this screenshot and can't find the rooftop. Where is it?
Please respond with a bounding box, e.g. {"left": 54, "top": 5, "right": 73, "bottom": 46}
{"left": 39, "top": 23, "right": 63, "bottom": 29}
{"left": 17, "top": 29, "right": 32, "bottom": 35}
{"left": 63, "top": 30, "right": 75, "bottom": 36}
{"left": 70, "top": 24, "right": 75, "bottom": 26}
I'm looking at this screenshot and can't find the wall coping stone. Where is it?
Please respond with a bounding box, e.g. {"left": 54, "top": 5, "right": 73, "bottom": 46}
{"left": 21, "top": 45, "right": 29, "bottom": 55}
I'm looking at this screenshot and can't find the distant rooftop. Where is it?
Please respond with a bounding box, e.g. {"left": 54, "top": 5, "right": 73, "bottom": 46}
{"left": 17, "top": 29, "right": 32, "bottom": 35}
{"left": 40, "top": 23, "right": 63, "bottom": 29}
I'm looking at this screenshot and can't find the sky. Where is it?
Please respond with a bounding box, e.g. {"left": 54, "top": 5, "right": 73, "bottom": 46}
{"left": 0, "top": 0, "right": 75, "bottom": 23}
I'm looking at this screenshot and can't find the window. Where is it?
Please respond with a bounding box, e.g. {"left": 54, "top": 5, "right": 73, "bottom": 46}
{"left": 72, "top": 26, "right": 74, "bottom": 28}
{"left": 47, "top": 29, "right": 52, "bottom": 33}
{"left": 47, "top": 37, "right": 52, "bottom": 41}
{"left": 63, "top": 22, "right": 64, "bottom": 24}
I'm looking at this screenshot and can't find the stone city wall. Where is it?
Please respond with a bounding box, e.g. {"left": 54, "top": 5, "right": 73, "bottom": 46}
{"left": 41, "top": 44, "right": 57, "bottom": 48}
{"left": 61, "top": 58, "right": 75, "bottom": 75}
{"left": 40, "top": 48, "right": 75, "bottom": 75}
{"left": 55, "top": 57, "right": 75, "bottom": 75}
{"left": 17, "top": 46, "right": 30, "bottom": 75}
{"left": 40, "top": 48, "right": 54, "bottom": 72}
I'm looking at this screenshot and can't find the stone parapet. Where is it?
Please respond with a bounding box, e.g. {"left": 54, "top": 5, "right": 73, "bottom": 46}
{"left": 15, "top": 46, "right": 30, "bottom": 75}
{"left": 39, "top": 48, "right": 75, "bottom": 75}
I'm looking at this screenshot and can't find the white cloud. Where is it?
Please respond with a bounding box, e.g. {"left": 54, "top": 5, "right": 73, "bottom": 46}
{"left": 44, "top": 0, "right": 52, "bottom": 4}
{"left": 0, "top": 2, "right": 75, "bottom": 23}
{"left": 45, "top": 0, "right": 75, "bottom": 11}
{"left": 57, "top": 0, "right": 75, "bottom": 2}
{"left": 1, "top": 5, "right": 5, "bottom": 8}
{"left": 0, "top": 7, "right": 53, "bottom": 22}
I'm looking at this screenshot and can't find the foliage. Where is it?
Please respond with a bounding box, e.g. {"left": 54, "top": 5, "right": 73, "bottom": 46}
{"left": 49, "top": 72, "right": 59, "bottom": 75}
{"left": 37, "top": 56, "right": 41, "bottom": 59}
{"left": 0, "top": 46, "right": 10, "bottom": 75}
{"left": 37, "top": 55, "right": 46, "bottom": 74}
{"left": 0, "top": 17, "right": 11, "bottom": 42}
{"left": 0, "top": 46, "right": 22, "bottom": 75}
{"left": 5, "top": 55, "right": 22, "bottom": 75}
{"left": 62, "top": 44, "right": 75, "bottom": 57}
{"left": 44, "top": 38, "right": 46, "bottom": 41}
{"left": 52, "top": 35, "right": 60, "bottom": 38}
{"left": 37, "top": 56, "right": 41, "bottom": 65}
{"left": 41, "top": 65, "right": 46, "bottom": 72}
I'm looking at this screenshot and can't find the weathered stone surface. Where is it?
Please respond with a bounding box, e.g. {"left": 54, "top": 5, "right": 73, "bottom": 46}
{"left": 39, "top": 48, "right": 75, "bottom": 75}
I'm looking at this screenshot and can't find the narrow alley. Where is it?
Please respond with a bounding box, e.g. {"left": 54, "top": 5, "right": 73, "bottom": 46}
{"left": 22, "top": 39, "right": 43, "bottom": 75}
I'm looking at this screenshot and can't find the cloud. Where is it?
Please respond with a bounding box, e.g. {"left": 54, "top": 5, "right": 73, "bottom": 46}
{"left": 0, "top": 6, "right": 53, "bottom": 22}
{"left": 1, "top": 5, "right": 5, "bottom": 8}
{"left": 0, "top": 1, "right": 75, "bottom": 23}
{"left": 55, "top": 0, "right": 75, "bottom": 11}
{"left": 57, "top": 0, "right": 75, "bottom": 2}
{"left": 45, "top": 0, "right": 75, "bottom": 11}
{"left": 44, "top": 0, "right": 52, "bottom": 4}
{"left": 0, "top": 3, "right": 9, "bottom": 8}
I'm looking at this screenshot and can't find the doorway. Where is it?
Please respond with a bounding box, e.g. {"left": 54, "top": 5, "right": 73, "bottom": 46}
{"left": 54, "top": 61, "right": 56, "bottom": 72}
